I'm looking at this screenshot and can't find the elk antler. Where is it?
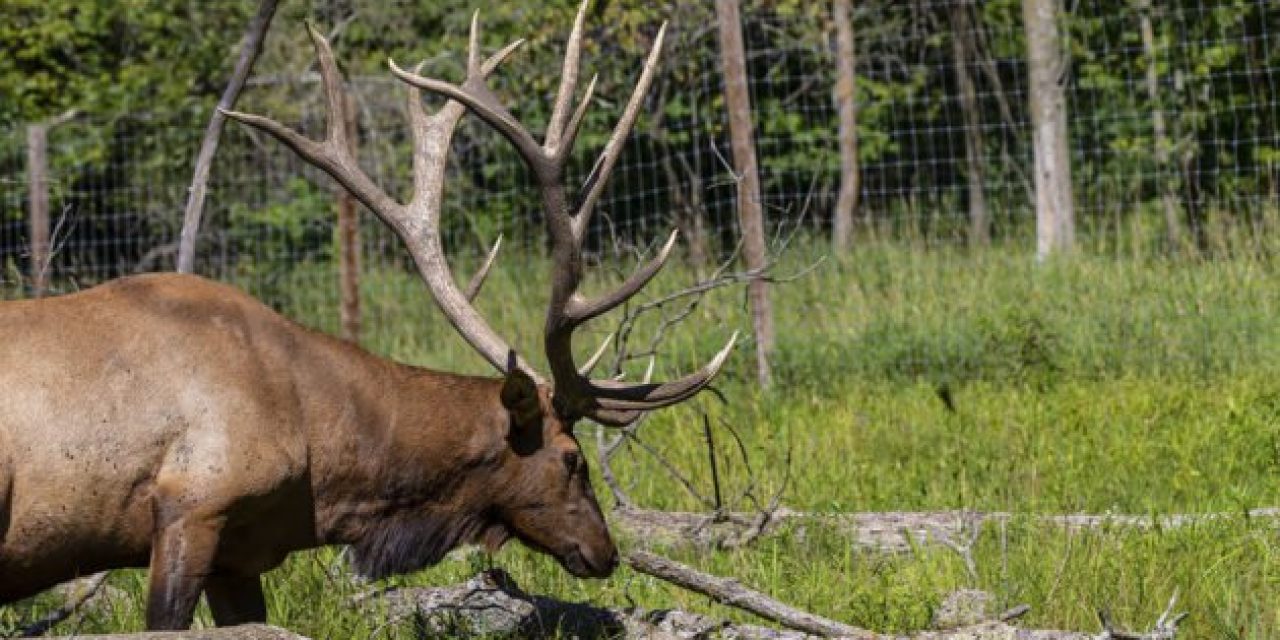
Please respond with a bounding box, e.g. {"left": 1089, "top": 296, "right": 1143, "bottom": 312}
{"left": 221, "top": 19, "right": 534, "bottom": 377}
{"left": 391, "top": 2, "right": 736, "bottom": 426}
{"left": 225, "top": 5, "right": 735, "bottom": 427}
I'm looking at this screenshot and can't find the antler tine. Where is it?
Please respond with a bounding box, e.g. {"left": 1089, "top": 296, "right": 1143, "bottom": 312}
{"left": 587, "top": 332, "right": 738, "bottom": 410}
{"left": 396, "top": 29, "right": 539, "bottom": 379}
{"left": 546, "top": 0, "right": 589, "bottom": 151}
{"left": 307, "top": 21, "right": 353, "bottom": 150}
{"left": 566, "top": 229, "right": 678, "bottom": 325}
{"left": 464, "top": 235, "right": 503, "bottom": 302}
{"left": 554, "top": 74, "right": 597, "bottom": 164}
{"left": 391, "top": 51, "right": 545, "bottom": 175}
{"left": 467, "top": 11, "right": 482, "bottom": 74}
{"left": 571, "top": 22, "right": 667, "bottom": 242}
{"left": 392, "top": 10, "right": 731, "bottom": 426}
{"left": 221, "top": 24, "right": 400, "bottom": 231}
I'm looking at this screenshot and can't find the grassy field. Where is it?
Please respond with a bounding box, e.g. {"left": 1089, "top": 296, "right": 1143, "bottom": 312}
{"left": 4, "top": 239, "right": 1280, "bottom": 637}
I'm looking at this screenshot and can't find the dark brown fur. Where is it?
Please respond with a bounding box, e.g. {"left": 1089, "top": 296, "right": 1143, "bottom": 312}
{"left": 0, "top": 273, "right": 616, "bottom": 629}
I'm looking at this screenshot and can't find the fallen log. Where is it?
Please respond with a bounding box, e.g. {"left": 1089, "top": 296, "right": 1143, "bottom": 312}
{"left": 613, "top": 506, "right": 1280, "bottom": 552}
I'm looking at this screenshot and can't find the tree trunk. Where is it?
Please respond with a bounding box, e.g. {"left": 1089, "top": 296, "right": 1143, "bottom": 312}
{"left": 1134, "top": 0, "right": 1181, "bottom": 251}
{"left": 1022, "top": 0, "right": 1075, "bottom": 260}
{"left": 177, "top": 0, "right": 280, "bottom": 274}
{"left": 26, "top": 123, "right": 49, "bottom": 298}
{"left": 715, "top": 0, "right": 773, "bottom": 387}
{"left": 831, "top": 0, "right": 861, "bottom": 253}
{"left": 337, "top": 93, "right": 362, "bottom": 344}
{"left": 951, "top": 0, "right": 989, "bottom": 247}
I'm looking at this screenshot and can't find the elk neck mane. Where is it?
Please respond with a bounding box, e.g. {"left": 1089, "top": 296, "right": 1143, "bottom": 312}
{"left": 303, "top": 359, "right": 519, "bottom": 580}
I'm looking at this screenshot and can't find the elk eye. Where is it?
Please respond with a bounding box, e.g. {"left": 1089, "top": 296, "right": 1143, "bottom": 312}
{"left": 562, "top": 451, "right": 580, "bottom": 472}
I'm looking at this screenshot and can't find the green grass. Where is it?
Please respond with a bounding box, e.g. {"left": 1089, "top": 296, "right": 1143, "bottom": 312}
{"left": 5, "top": 238, "right": 1280, "bottom": 637}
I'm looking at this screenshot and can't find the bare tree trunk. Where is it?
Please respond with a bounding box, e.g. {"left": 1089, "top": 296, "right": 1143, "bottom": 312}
{"left": 1134, "top": 0, "right": 1180, "bottom": 251}
{"left": 177, "top": 0, "right": 280, "bottom": 274}
{"left": 337, "top": 93, "right": 362, "bottom": 343}
{"left": 1022, "top": 0, "right": 1075, "bottom": 260}
{"left": 26, "top": 123, "right": 49, "bottom": 298}
{"left": 715, "top": 0, "right": 774, "bottom": 387}
{"left": 952, "top": 0, "right": 989, "bottom": 246}
{"left": 832, "top": 0, "right": 861, "bottom": 253}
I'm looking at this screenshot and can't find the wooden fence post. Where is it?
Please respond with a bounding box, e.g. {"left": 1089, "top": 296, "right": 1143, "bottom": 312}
{"left": 715, "top": 0, "right": 774, "bottom": 387}
{"left": 26, "top": 123, "right": 49, "bottom": 297}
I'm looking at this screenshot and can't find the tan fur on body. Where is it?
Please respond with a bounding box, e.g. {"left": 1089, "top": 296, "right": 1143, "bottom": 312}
{"left": 0, "top": 273, "right": 614, "bottom": 627}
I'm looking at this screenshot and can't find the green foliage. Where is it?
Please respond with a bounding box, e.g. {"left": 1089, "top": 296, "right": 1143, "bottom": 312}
{"left": 0, "top": 0, "right": 251, "bottom": 126}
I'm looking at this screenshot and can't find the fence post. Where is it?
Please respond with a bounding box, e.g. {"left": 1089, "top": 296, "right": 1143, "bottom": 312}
{"left": 26, "top": 123, "right": 49, "bottom": 298}
{"left": 831, "top": 0, "right": 861, "bottom": 254}
{"left": 715, "top": 0, "right": 774, "bottom": 388}
{"left": 337, "top": 93, "right": 362, "bottom": 344}
{"left": 1023, "top": 0, "right": 1075, "bottom": 260}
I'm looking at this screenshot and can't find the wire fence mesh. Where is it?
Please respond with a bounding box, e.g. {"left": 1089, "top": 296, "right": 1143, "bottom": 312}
{"left": 1, "top": 1, "right": 1277, "bottom": 365}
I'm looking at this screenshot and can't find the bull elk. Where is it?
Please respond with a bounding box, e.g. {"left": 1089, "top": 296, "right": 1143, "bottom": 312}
{"left": 0, "top": 5, "right": 735, "bottom": 630}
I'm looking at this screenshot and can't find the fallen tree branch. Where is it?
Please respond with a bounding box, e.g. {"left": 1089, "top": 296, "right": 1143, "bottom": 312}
{"left": 625, "top": 549, "right": 871, "bottom": 637}
{"left": 15, "top": 572, "right": 108, "bottom": 637}
{"left": 614, "top": 507, "right": 1280, "bottom": 552}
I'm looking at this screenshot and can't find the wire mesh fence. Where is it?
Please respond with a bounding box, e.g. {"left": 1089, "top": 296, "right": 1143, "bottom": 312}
{"left": 1, "top": 0, "right": 1277, "bottom": 361}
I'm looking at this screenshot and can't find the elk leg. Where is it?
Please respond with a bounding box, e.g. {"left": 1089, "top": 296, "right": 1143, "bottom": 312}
{"left": 0, "top": 440, "right": 11, "bottom": 546}
{"left": 205, "top": 573, "right": 267, "bottom": 626}
{"left": 145, "top": 517, "right": 221, "bottom": 630}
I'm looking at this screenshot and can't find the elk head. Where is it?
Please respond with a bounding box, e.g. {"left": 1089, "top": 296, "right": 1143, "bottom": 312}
{"left": 222, "top": 2, "right": 735, "bottom": 578}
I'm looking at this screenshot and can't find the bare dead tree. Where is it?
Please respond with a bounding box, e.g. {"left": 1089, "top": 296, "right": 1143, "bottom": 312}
{"left": 177, "top": 0, "right": 280, "bottom": 274}
{"left": 590, "top": 201, "right": 819, "bottom": 542}
{"left": 1023, "top": 0, "right": 1075, "bottom": 260}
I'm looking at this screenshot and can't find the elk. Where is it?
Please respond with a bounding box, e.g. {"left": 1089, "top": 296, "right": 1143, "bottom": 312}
{"left": 0, "top": 6, "right": 735, "bottom": 631}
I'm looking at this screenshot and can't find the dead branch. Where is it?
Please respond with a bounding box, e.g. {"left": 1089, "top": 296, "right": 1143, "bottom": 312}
{"left": 1098, "top": 591, "right": 1186, "bottom": 640}
{"left": 15, "top": 572, "right": 107, "bottom": 637}
{"left": 176, "top": 0, "right": 280, "bottom": 274}
{"left": 625, "top": 549, "right": 870, "bottom": 638}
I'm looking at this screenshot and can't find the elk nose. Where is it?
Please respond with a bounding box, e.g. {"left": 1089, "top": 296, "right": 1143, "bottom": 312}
{"left": 605, "top": 548, "right": 620, "bottom": 572}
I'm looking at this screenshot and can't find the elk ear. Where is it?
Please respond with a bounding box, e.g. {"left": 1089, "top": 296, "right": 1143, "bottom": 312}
{"left": 500, "top": 357, "right": 542, "bottom": 428}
